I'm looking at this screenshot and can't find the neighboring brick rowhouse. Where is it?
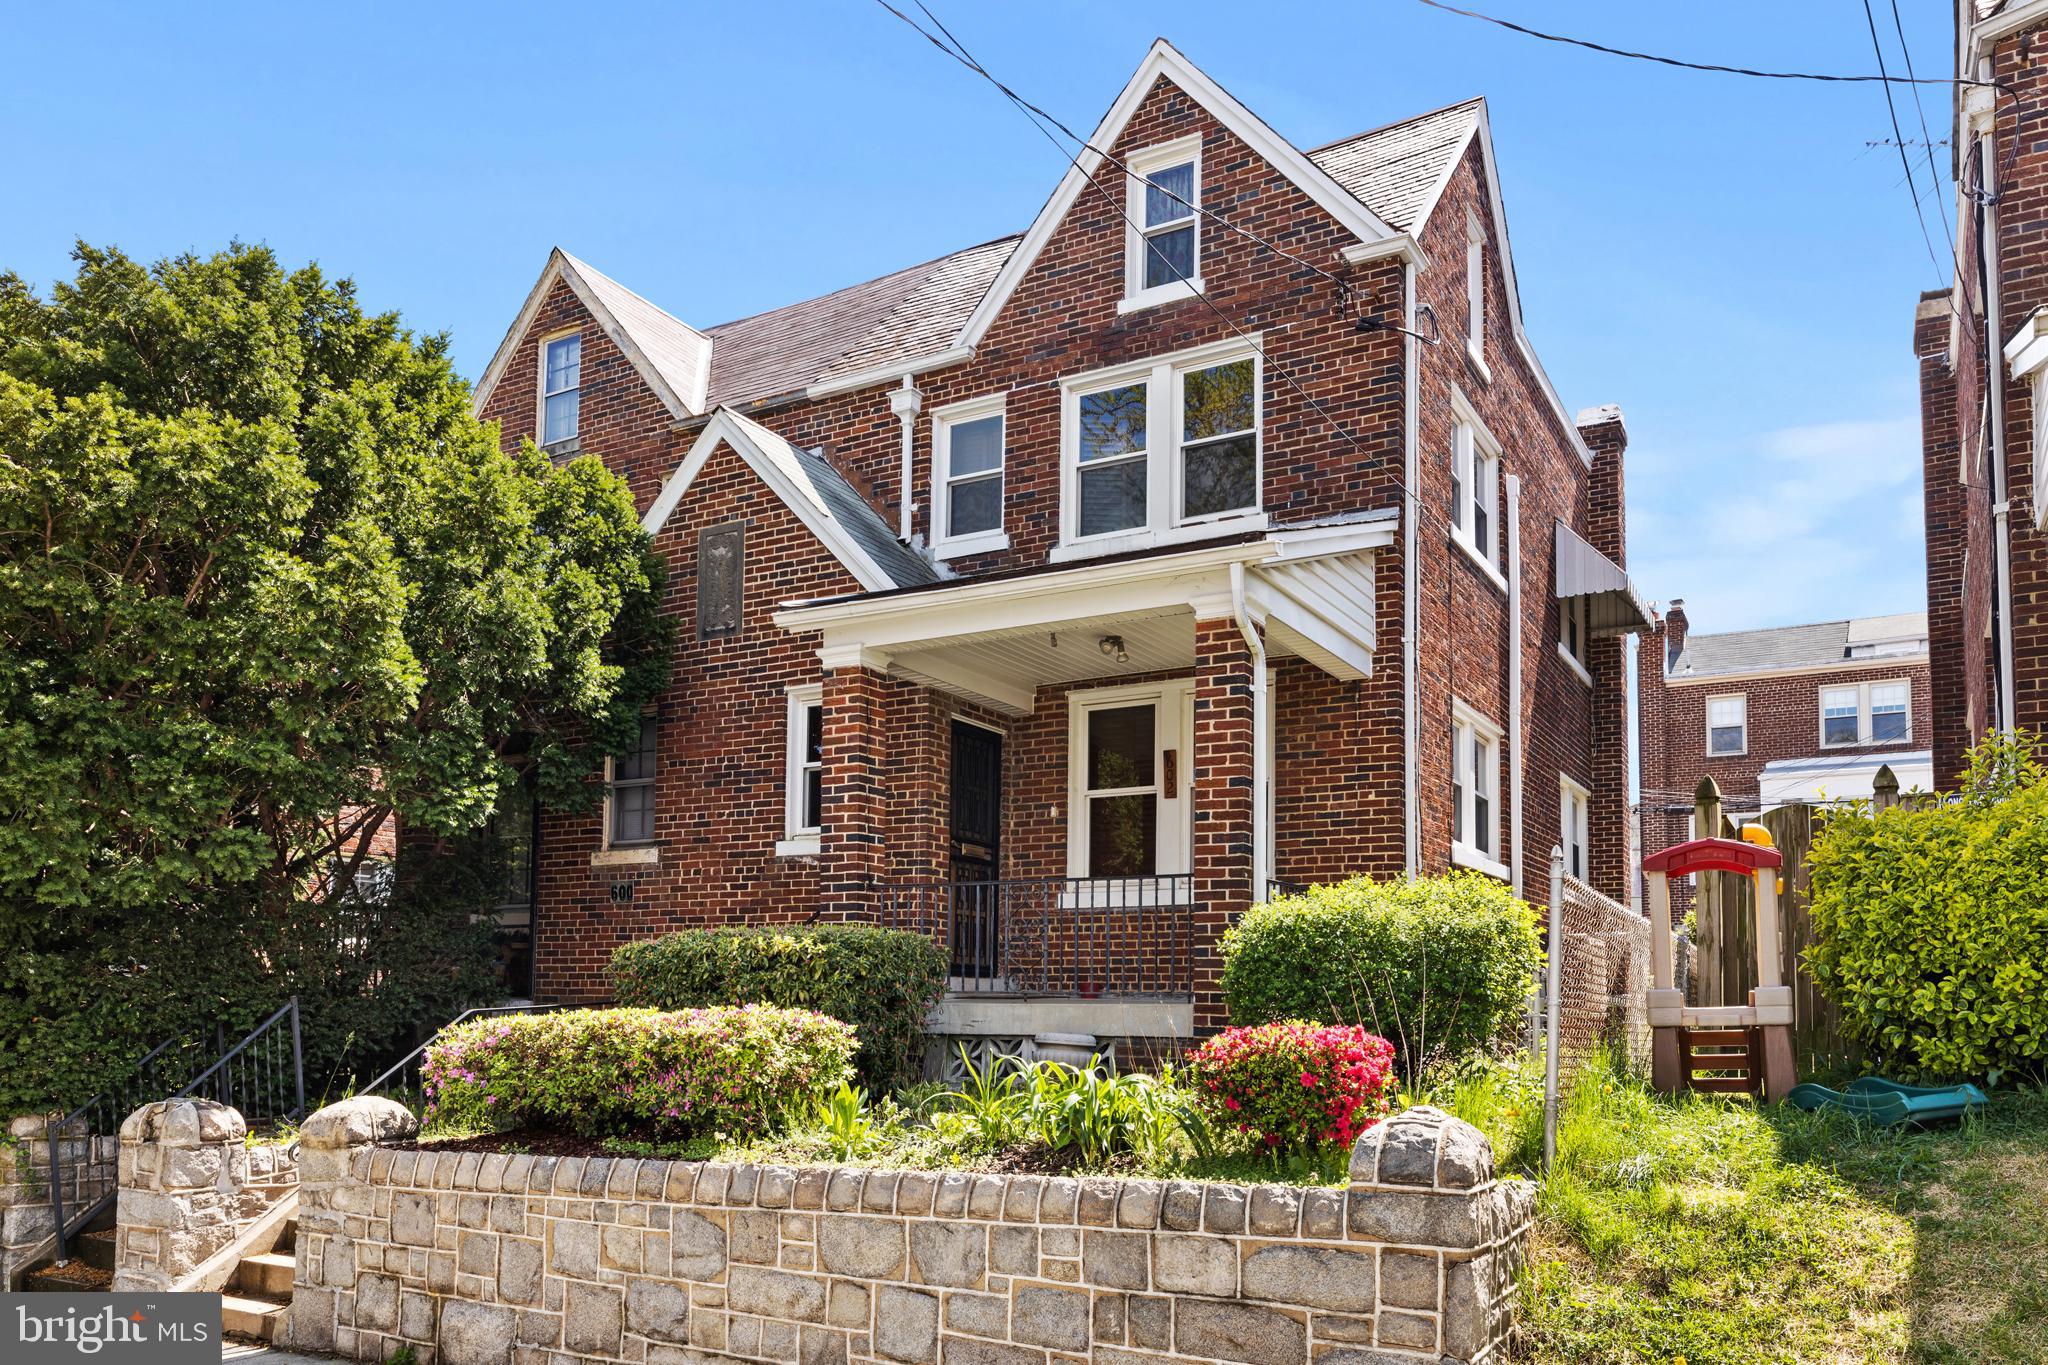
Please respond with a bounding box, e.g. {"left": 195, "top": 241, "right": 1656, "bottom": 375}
{"left": 112, "top": 1099, "right": 297, "bottom": 1292}
{"left": 1578, "top": 408, "right": 1632, "bottom": 904}
{"left": 1917, "top": 290, "right": 1986, "bottom": 790}
{"left": 469, "top": 50, "right": 1639, "bottom": 1013}
{"left": 288, "top": 1096, "right": 1537, "bottom": 1365}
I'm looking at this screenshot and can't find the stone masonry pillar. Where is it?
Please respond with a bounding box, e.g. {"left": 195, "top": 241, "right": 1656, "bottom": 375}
{"left": 818, "top": 646, "right": 891, "bottom": 922}
{"left": 284, "top": 1096, "right": 419, "bottom": 1354}
{"left": 1191, "top": 614, "right": 1256, "bottom": 1033}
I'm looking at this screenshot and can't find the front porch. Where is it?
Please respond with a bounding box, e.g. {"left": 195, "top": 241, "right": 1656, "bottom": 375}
{"left": 772, "top": 524, "right": 1396, "bottom": 1038}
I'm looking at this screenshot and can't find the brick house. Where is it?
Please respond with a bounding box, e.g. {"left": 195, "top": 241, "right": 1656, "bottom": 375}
{"left": 1638, "top": 602, "right": 1932, "bottom": 913}
{"left": 469, "top": 42, "right": 1647, "bottom": 1058}
{"left": 1916, "top": 0, "right": 2048, "bottom": 786}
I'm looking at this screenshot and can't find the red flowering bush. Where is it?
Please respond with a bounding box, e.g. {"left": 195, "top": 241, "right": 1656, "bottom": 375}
{"left": 1185, "top": 1021, "right": 1397, "bottom": 1154}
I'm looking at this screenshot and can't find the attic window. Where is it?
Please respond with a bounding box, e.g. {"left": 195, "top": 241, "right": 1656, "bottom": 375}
{"left": 541, "top": 332, "right": 581, "bottom": 451}
{"left": 1122, "top": 137, "right": 1204, "bottom": 313}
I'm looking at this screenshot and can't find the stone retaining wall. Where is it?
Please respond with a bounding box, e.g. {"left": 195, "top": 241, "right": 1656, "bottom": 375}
{"left": 0, "top": 1113, "right": 120, "bottom": 1288}
{"left": 111, "top": 1098, "right": 298, "bottom": 1291}
{"left": 287, "top": 1099, "right": 1533, "bottom": 1364}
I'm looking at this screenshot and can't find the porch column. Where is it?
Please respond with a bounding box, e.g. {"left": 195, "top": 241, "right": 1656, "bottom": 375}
{"left": 1190, "top": 612, "right": 1258, "bottom": 1033}
{"left": 818, "top": 644, "right": 891, "bottom": 921}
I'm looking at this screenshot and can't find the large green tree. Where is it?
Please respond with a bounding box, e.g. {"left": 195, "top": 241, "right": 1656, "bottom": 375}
{"left": 0, "top": 243, "right": 668, "bottom": 1109}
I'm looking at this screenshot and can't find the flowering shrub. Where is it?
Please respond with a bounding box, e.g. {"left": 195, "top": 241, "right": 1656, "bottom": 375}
{"left": 1185, "top": 1021, "right": 1397, "bottom": 1154}
{"left": 422, "top": 1006, "right": 855, "bottom": 1140}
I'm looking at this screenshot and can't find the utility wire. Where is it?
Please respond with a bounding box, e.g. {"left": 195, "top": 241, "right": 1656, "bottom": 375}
{"left": 1859, "top": 0, "right": 1948, "bottom": 285}
{"left": 1888, "top": 0, "right": 1955, "bottom": 252}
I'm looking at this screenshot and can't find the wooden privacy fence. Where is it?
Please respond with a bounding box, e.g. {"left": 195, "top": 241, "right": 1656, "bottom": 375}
{"left": 1688, "top": 777, "right": 1861, "bottom": 1076}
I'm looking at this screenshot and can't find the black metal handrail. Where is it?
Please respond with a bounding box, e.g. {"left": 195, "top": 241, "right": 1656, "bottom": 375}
{"left": 877, "top": 875, "right": 1195, "bottom": 997}
{"left": 46, "top": 997, "right": 305, "bottom": 1263}
{"left": 357, "top": 1002, "right": 585, "bottom": 1103}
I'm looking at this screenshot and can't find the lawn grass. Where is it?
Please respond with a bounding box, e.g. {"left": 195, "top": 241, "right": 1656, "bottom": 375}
{"left": 1441, "top": 1052, "right": 2048, "bottom": 1364}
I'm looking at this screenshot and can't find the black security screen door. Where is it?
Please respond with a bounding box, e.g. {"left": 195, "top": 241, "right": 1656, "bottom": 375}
{"left": 949, "top": 721, "right": 1003, "bottom": 978}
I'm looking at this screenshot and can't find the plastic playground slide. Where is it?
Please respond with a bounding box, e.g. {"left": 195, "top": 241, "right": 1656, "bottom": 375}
{"left": 1785, "top": 1076, "right": 1989, "bottom": 1126}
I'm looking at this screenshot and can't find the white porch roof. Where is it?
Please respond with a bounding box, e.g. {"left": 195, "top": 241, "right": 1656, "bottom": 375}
{"left": 1757, "top": 750, "right": 1934, "bottom": 810}
{"left": 771, "top": 517, "right": 1395, "bottom": 715}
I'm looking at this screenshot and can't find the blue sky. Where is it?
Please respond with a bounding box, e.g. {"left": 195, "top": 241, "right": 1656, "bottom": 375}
{"left": 2, "top": 1, "right": 1952, "bottom": 635}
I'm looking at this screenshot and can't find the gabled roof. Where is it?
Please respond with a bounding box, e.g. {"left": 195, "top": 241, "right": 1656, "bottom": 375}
{"left": 641, "top": 409, "right": 939, "bottom": 593}
{"left": 954, "top": 38, "right": 1406, "bottom": 351}
{"left": 473, "top": 249, "right": 712, "bottom": 420}
{"left": 1308, "top": 99, "right": 1484, "bottom": 233}
{"left": 1671, "top": 612, "right": 1930, "bottom": 680}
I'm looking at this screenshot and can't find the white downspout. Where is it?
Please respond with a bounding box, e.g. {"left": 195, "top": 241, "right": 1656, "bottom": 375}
{"left": 1980, "top": 100, "right": 2020, "bottom": 733}
{"left": 1505, "top": 474, "right": 1525, "bottom": 895}
{"left": 1230, "top": 563, "right": 1271, "bottom": 898}
{"left": 1401, "top": 259, "right": 1422, "bottom": 877}
{"left": 889, "top": 376, "right": 923, "bottom": 543}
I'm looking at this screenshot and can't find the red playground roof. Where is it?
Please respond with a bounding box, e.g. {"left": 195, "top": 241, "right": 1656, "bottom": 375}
{"left": 1642, "top": 836, "right": 1783, "bottom": 877}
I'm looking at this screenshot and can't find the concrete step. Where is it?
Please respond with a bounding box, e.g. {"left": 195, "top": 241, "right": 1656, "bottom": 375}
{"left": 76, "top": 1227, "right": 118, "bottom": 1273}
{"left": 273, "top": 1217, "right": 296, "bottom": 1255}
{"left": 235, "top": 1252, "right": 296, "bottom": 1299}
{"left": 221, "top": 1292, "right": 289, "bottom": 1342}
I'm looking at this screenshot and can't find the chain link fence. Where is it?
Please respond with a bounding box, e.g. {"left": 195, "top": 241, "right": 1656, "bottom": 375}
{"left": 1539, "top": 853, "right": 1651, "bottom": 1167}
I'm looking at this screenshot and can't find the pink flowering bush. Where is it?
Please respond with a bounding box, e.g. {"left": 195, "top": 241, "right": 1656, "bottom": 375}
{"left": 1185, "top": 1021, "right": 1397, "bottom": 1155}
{"left": 422, "top": 1005, "right": 855, "bottom": 1140}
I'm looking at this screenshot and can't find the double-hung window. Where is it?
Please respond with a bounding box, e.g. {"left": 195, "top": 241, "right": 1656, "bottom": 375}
{"left": 1465, "top": 210, "right": 1488, "bottom": 376}
{"left": 1560, "top": 776, "right": 1590, "bottom": 882}
{"left": 1706, "top": 694, "right": 1747, "bottom": 756}
{"left": 1066, "top": 680, "right": 1194, "bottom": 895}
{"left": 1123, "top": 137, "right": 1202, "bottom": 310}
{"left": 606, "top": 717, "right": 657, "bottom": 847}
{"left": 1819, "top": 680, "right": 1911, "bottom": 747}
{"left": 1451, "top": 702, "right": 1504, "bottom": 878}
{"left": 541, "top": 332, "right": 581, "bottom": 451}
{"left": 932, "top": 395, "right": 1007, "bottom": 556}
{"left": 1560, "top": 595, "right": 1591, "bottom": 678}
{"left": 1061, "top": 340, "right": 1262, "bottom": 555}
{"left": 1449, "top": 409, "right": 1501, "bottom": 575}
{"left": 781, "top": 684, "right": 824, "bottom": 855}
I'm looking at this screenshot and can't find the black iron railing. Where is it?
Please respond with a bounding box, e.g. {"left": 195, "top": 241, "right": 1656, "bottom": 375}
{"left": 47, "top": 997, "right": 305, "bottom": 1262}
{"left": 357, "top": 1002, "right": 586, "bottom": 1105}
{"left": 878, "top": 875, "right": 1195, "bottom": 997}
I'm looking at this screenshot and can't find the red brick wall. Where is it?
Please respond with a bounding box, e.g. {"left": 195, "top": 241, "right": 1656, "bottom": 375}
{"left": 1918, "top": 290, "right": 1985, "bottom": 789}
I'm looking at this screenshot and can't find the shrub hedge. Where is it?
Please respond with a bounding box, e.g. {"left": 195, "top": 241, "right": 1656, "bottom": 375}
{"left": 1186, "top": 1021, "right": 1396, "bottom": 1154}
{"left": 422, "top": 1005, "right": 855, "bottom": 1139}
{"left": 1220, "top": 874, "right": 1541, "bottom": 1072}
{"left": 1806, "top": 732, "right": 2048, "bottom": 1080}
{"left": 609, "top": 924, "right": 947, "bottom": 1090}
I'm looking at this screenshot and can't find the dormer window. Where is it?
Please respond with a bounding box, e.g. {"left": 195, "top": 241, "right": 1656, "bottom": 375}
{"left": 1122, "top": 137, "right": 1204, "bottom": 312}
{"left": 541, "top": 332, "right": 581, "bottom": 451}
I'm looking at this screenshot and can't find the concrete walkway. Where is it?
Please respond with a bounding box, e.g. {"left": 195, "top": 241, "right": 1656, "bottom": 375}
{"left": 222, "top": 1343, "right": 335, "bottom": 1363}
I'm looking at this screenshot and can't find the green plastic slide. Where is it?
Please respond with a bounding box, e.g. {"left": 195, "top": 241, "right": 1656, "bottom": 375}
{"left": 1785, "top": 1076, "right": 1989, "bottom": 1127}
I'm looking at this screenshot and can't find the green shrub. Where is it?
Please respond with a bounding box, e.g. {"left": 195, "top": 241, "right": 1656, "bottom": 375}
{"left": 422, "top": 1005, "right": 854, "bottom": 1140}
{"left": 1806, "top": 732, "right": 2048, "bottom": 1080}
{"left": 609, "top": 925, "right": 947, "bottom": 1090}
{"left": 1220, "top": 874, "right": 1542, "bottom": 1073}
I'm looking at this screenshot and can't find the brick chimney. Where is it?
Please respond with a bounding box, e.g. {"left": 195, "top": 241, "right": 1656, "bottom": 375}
{"left": 1662, "top": 598, "right": 1689, "bottom": 674}
{"left": 1574, "top": 404, "right": 1627, "bottom": 565}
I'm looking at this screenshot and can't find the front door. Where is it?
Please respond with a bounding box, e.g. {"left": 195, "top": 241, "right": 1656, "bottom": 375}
{"left": 948, "top": 720, "right": 1003, "bottom": 978}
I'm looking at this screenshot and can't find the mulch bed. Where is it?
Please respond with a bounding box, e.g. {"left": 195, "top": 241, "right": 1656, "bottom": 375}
{"left": 26, "top": 1258, "right": 112, "bottom": 1291}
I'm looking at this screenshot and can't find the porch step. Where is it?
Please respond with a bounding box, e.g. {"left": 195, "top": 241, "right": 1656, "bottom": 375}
{"left": 221, "top": 1292, "right": 290, "bottom": 1342}
{"left": 76, "top": 1226, "right": 118, "bottom": 1273}
{"left": 235, "top": 1252, "right": 296, "bottom": 1300}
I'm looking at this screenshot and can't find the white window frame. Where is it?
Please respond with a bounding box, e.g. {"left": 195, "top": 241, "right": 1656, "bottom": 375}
{"left": 1560, "top": 775, "right": 1591, "bottom": 883}
{"left": 1064, "top": 679, "right": 1195, "bottom": 903}
{"left": 930, "top": 393, "right": 1010, "bottom": 558}
{"left": 1054, "top": 336, "right": 1266, "bottom": 560}
{"left": 1817, "top": 678, "right": 1913, "bottom": 749}
{"left": 538, "top": 329, "right": 581, "bottom": 450}
{"left": 1447, "top": 391, "right": 1504, "bottom": 586}
{"left": 1706, "top": 693, "right": 1748, "bottom": 757}
{"left": 1451, "top": 700, "right": 1507, "bottom": 880}
{"left": 1558, "top": 595, "right": 1593, "bottom": 685}
{"left": 1121, "top": 135, "right": 1205, "bottom": 314}
{"left": 593, "top": 716, "right": 659, "bottom": 866}
{"left": 778, "top": 684, "right": 825, "bottom": 857}
{"left": 1465, "top": 210, "right": 1490, "bottom": 381}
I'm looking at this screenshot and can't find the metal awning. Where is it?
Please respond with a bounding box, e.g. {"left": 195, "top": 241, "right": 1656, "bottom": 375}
{"left": 1757, "top": 751, "right": 1934, "bottom": 810}
{"left": 1554, "top": 520, "right": 1653, "bottom": 635}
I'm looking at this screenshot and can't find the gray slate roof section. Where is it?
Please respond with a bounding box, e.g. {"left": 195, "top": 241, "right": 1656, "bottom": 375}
{"left": 788, "top": 445, "right": 940, "bottom": 589}
{"left": 1308, "top": 99, "right": 1483, "bottom": 233}
{"left": 1672, "top": 612, "right": 1930, "bottom": 679}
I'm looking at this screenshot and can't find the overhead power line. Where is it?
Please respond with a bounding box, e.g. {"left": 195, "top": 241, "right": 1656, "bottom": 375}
{"left": 1887, "top": 0, "right": 1955, "bottom": 252}
{"left": 1859, "top": 0, "right": 1949, "bottom": 284}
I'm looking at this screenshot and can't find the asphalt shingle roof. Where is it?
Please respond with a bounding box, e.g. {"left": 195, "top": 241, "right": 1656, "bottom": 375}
{"left": 1307, "top": 99, "right": 1483, "bottom": 233}
{"left": 1671, "top": 612, "right": 1929, "bottom": 679}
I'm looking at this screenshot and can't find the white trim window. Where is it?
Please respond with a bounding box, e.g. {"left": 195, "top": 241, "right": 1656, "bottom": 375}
{"left": 1451, "top": 702, "right": 1505, "bottom": 878}
{"left": 1820, "top": 679, "right": 1912, "bottom": 747}
{"left": 781, "top": 684, "right": 824, "bottom": 855}
{"left": 1123, "top": 136, "right": 1203, "bottom": 311}
{"left": 1465, "top": 209, "right": 1488, "bottom": 375}
{"left": 1560, "top": 776, "right": 1591, "bottom": 883}
{"left": 1706, "top": 693, "right": 1747, "bottom": 757}
{"left": 1066, "top": 680, "right": 1194, "bottom": 886}
{"left": 1560, "top": 595, "right": 1591, "bottom": 677}
{"left": 932, "top": 394, "right": 1008, "bottom": 556}
{"left": 1448, "top": 407, "right": 1501, "bottom": 575}
{"left": 540, "top": 331, "right": 582, "bottom": 450}
{"left": 605, "top": 717, "right": 658, "bottom": 848}
{"left": 1059, "top": 338, "right": 1263, "bottom": 557}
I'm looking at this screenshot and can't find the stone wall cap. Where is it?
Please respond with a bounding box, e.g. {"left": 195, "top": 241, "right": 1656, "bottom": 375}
{"left": 119, "top": 1098, "right": 245, "bottom": 1147}
{"left": 298, "top": 1096, "right": 419, "bottom": 1150}
{"left": 1348, "top": 1105, "right": 1495, "bottom": 1191}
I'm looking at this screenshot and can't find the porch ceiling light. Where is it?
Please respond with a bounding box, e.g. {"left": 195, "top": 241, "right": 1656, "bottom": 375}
{"left": 1098, "top": 634, "right": 1129, "bottom": 664}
